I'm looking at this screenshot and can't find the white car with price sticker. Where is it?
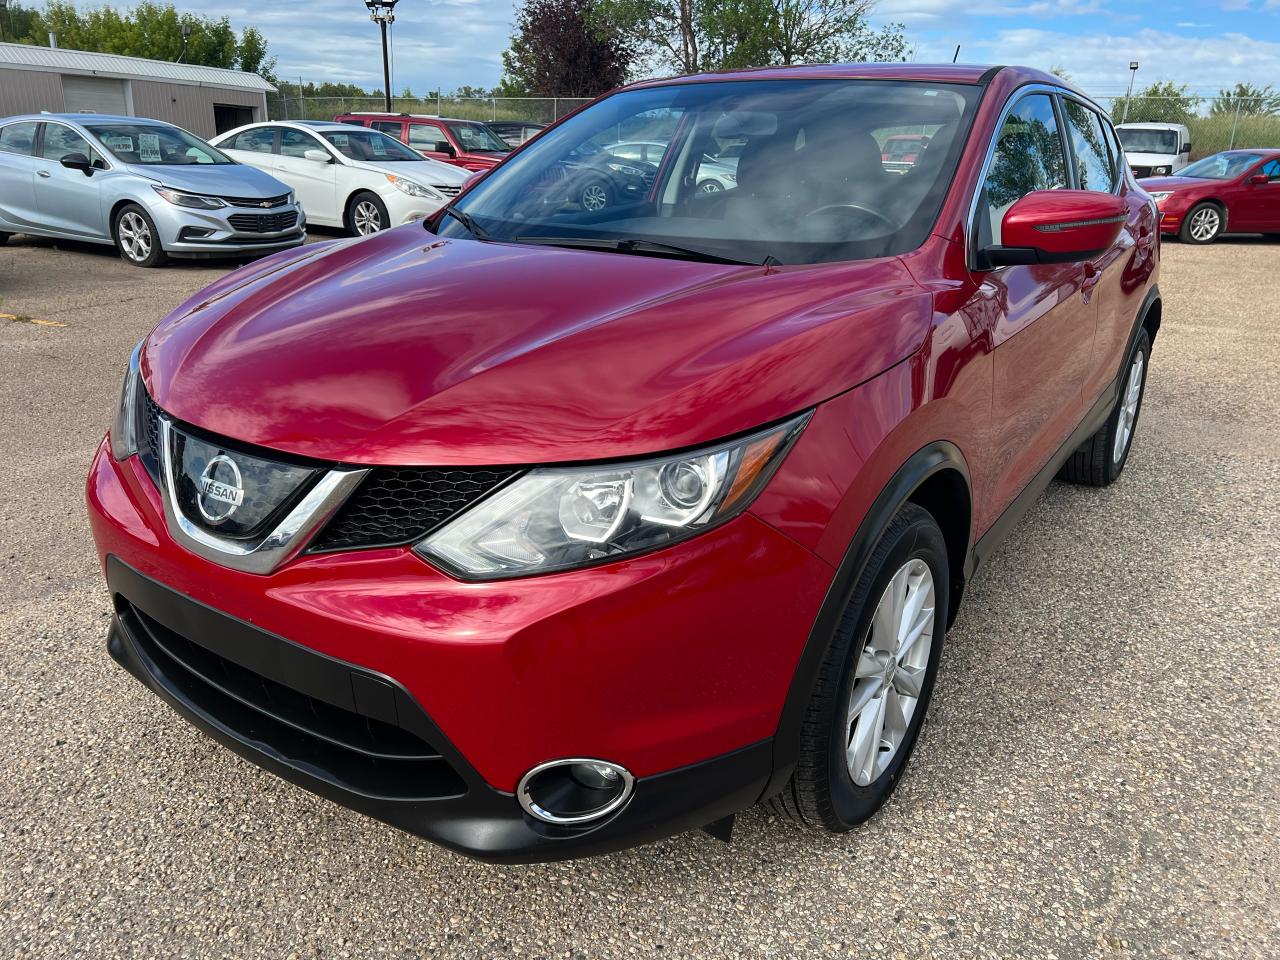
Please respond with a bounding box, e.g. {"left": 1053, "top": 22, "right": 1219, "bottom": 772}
{"left": 212, "top": 121, "right": 470, "bottom": 236}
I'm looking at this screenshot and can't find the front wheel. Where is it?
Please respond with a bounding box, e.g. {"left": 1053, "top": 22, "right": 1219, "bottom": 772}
{"left": 113, "top": 204, "right": 168, "bottom": 267}
{"left": 1180, "top": 202, "right": 1224, "bottom": 244}
{"left": 346, "top": 191, "right": 389, "bottom": 236}
{"left": 579, "top": 180, "right": 611, "bottom": 212}
{"left": 767, "top": 502, "right": 948, "bottom": 830}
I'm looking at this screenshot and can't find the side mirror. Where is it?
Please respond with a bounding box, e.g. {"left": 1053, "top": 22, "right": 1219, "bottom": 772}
{"left": 303, "top": 149, "right": 331, "bottom": 164}
{"left": 1249, "top": 174, "right": 1269, "bottom": 186}
{"left": 978, "top": 190, "right": 1127, "bottom": 269}
{"left": 441, "top": 143, "right": 457, "bottom": 157}
{"left": 60, "top": 152, "right": 94, "bottom": 175}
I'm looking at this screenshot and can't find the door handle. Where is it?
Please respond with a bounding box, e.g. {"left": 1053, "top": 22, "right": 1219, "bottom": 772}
{"left": 37, "top": 170, "right": 51, "bottom": 178}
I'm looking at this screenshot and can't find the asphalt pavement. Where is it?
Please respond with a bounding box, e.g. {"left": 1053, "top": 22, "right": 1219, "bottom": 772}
{"left": 1, "top": 229, "right": 1276, "bottom": 959}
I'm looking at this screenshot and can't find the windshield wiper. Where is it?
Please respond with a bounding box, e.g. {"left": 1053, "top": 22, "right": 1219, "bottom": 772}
{"left": 511, "top": 235, "right": 768, "bottom": 266}
{"left": 440, "top": 206, "right": 492, "bottom": 240}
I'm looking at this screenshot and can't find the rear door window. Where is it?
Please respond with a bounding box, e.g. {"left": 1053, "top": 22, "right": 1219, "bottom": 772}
{"left": 0, "top": 121, "right": 39, "bottom": 155}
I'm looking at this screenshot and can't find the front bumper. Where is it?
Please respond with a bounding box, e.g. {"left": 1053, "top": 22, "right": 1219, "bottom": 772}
{"left": 87, "top": 439, "right": 833, "bottom": 860}
{"left": 149, "top": 199, "right": 308, "bottom": 257}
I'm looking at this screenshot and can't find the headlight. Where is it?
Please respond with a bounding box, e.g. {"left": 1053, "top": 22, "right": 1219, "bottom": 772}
{"left": 1148, "top": 191, "right": 1173, "bottom": 203}
{"left": 606, "top": 161, "right": 646, "bottom": 177}
{"left": 110, "top": 340, "right": 144, "bottom": 461}
{"left": 417, "top": 414, "right": 811, "bottom": 578}
{"left": 1153, "top": 166, "right": 1171, "bottom": 175}
{"left": 386, "top": 175, "right": 441, "bottom": 200}
{"left": 151, "top": 185, "right": 226, "bottom": 209}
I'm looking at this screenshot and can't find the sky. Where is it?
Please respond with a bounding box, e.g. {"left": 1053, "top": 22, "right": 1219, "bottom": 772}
{"left": 173, "top": 0, "right": 1280, "bottom": 99}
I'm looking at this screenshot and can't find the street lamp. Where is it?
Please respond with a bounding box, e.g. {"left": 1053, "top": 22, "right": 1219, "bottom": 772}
{"left": 177, "top": 24, "right": 192, "bottom": 63}
{"left": 1121, "top": 60, "right": 1139, "bottom": 124}
{"left": 364, "top": 0, "right": 400, "bottom": 113}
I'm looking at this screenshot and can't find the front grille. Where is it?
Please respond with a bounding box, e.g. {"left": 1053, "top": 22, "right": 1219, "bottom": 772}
{"left": 310, "top": 466, "right": 516, "bottom": 552}
{"left": 220, "top": 193, "right": 291, "bottom": 208}
{"left": 228, "top": 211, "right": 299, "bottom": 234}
{"left": 137, "top": 387, "right": 163, "bottom": 487}
{"left": 433, "top": 184, "right": 461, "bottom": 197}
{"left": 119, "top": 598, "right": 466, "bottom": 800}
{"left": 1131, "top": 166, "right": 1152, "bottom": 178}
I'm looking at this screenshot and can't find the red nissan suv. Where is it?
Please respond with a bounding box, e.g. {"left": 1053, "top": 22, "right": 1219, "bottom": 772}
{"left": 87, "top": 65, "right": 1160, "bottom": 863}
{"left": 333, "top": 112, "right": 511, "bottom": 172}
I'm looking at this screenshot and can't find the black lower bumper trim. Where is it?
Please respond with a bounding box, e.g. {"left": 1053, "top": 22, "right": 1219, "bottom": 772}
{"left": 105, "top": 557, "right": 773, "bottom": 862}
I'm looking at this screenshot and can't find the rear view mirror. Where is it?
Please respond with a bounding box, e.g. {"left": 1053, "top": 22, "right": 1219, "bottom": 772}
{"left": 978, "top": 190, "right": 1127, "bottom": 269}
{"left": 303, "top": 149, "right": 331, "bottom": 164}
{"left": 60, "top": 152, "right": 94, "bottom": 175}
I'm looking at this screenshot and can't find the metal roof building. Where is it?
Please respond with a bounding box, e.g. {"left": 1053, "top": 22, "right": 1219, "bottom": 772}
{"left": 0, "top": 41, "right": 275, "bottom": 138}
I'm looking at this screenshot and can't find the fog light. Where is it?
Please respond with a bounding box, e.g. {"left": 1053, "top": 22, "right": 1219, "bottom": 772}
{"left": 517, "top": 758, "right": 634, "bottom": 825}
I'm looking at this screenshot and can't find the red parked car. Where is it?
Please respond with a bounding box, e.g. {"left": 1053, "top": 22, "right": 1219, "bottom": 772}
{"left": 333, "top": 112, "right": 511, "bottom": 172}
{"left": 88, "top": 64, "right": 1160, "bottom": 862}
{"left": 1140, "top": 148, "right": 1280, "bottom": 243}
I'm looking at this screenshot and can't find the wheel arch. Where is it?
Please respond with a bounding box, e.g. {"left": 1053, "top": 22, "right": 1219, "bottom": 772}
{"left": 762, "top": 439, "right": 972, "bottom": 801}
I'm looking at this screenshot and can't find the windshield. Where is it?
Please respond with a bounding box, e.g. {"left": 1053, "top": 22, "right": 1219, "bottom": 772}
{"left": 435, "top": 79, "right": 980, "bottom": 265}
{"left": 321, "top": 128, "right": 421, "bottom": 162}
{"left": 444, "top": 121, "right": 511, "bottom": 153}
{"left": 1179, "top": 152, "right": 1264, "bottom": 180}
{"left": 86, "top": 123, "right": 230, "bottom": 164}
{"left": 1117, "top": 128, "right": 1179, "bottom": 154}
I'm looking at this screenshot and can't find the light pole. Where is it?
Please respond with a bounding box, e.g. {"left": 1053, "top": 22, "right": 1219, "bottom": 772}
{"left": 364, "top": 0, "right": 400, "bottom": 113}
{"left": 177, "top": 23, "right": 192, "bottom": 63}
{"left": 1121, "top": 61, "right": 1139, "bottom": 123}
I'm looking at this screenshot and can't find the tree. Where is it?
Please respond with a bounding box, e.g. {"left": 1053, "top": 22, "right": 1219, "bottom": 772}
{"left": 1121, "top": 81, "right": 1202, "bottom": 124}
{"left": 501, "top": 0, "right": 634, "bottom": 97}
{"left": 10, "top": 1, "right": 273, "bottom": 76}
{"left": 0, "top": 2, "right": 42, "bottom": 43}
{"left": 592, "top": 0, "right": 904, "bottom": 76}
{"left": 1210, "top": 83, "right": 1280, "bottom": 118}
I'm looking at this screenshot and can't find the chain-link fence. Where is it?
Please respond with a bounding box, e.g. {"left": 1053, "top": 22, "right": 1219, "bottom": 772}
{"left": 267, "top": 95, "right": 596, "bottom": 125}
{"left": 1096, "top": 96, "right": 1280, "bottom": 159}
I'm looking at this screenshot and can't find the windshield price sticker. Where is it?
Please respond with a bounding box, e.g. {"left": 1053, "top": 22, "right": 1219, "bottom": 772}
{"left": 372, "top": 138, "right": 387, "bottom": 156}
{"left": 331, "top": 134, "right": 349, "bottom": 147}
{"left": 105, "top": 136, "right": 134, "bottom": 152}
{"left": 139, "top": 133, "right": 162, "bottom": 162}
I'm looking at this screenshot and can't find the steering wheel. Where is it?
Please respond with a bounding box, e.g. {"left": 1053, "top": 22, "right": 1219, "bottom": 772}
{"left": 803, "top": 202, "right": 896, "bottom": 232}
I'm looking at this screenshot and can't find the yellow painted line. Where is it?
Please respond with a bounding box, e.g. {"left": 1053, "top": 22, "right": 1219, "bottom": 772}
{"left": 1, "top": 312, "right": 66, "bottom": 327}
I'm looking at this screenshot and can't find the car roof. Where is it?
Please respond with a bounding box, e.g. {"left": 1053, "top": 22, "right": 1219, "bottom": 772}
{"left": 628, "top": 63, "right": 1014, "bottom": 88}
{"left": 1116, "top": 122, "right": 1188, "bottom": 130}
{"left": 2, "top": 112, "right": 170, "bottom": 126}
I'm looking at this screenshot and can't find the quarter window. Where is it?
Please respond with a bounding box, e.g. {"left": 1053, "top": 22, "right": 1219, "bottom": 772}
{"left": 975, "top": 93, "right": 1068, "bottom": 247}
{"left": 0, "top": 121, "right": 39, "bottom": 155}
{"left": 1062, "top": 99, "right": 1117, "bottom": 192}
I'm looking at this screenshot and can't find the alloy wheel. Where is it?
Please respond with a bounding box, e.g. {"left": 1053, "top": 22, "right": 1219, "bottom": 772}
{"left": 1113, "top": 351, "right": 1145, "bottom": 463}
{"left": 118, "top": 212, "right": 152, "bottom": 262}
{"left": 698, "top": 180, "right": 723, "bottom": 193}
{"left": 581, "top": 184, "right": 608, "bottom": 211}
{"left": 844, "top": 558, "right": 936, "bottom": 787}
{"left": 354, "top": 201, "right": 383, "bottom": 235}
{"left": 1189, "top": 207, "right": 1220, "bottom": 242}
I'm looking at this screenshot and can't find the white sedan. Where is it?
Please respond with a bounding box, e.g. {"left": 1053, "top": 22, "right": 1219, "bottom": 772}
{"left": 211, "top": 121, "right": 469, "bottom": 236}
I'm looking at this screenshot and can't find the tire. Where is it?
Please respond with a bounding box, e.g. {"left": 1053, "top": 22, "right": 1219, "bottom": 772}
{"left": 766, "top": 502, "right": 948, "bottom": 830}
{"left": 579, "top": 179, "right": 611, "bottom": 212}
{"left": 696, "top": 179, "right": 723, "bottom": 194}
{"left": 1179, "top": 202, "right": 1224, "bottom": 244}
{"left": 1057, "top": 329, "right": 1151, "bottom": 487}
{"left": 346, "top": 191, "right": 389, "bottom": 236}
{"left": 0, "top": 232, "right": 10, "bottom": 246}
{"left": 113, "top": 204, "right": 167, "bottom": 267}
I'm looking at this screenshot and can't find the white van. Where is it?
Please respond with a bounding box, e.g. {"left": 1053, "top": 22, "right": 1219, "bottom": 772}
{"left": 1115, "top": 123, "right": 1192, "bottom": 178}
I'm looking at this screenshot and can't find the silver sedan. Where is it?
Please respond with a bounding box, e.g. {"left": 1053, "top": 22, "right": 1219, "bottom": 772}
{"left": 0, "top": 113, "right": 305, "bottom": 267}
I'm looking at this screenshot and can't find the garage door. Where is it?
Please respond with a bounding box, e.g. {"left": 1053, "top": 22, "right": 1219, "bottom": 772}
{"left": 61, "top": 76, "right": 128, "bottom": 115}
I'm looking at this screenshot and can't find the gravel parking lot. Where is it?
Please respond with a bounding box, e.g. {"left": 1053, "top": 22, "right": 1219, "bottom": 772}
{"left": 1, "top": 230, "right": 1277, "bottom": 959}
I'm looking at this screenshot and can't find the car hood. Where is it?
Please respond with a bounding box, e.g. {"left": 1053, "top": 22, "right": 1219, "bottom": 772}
{"left": 144, "top": 226, "right": 929, "bottom": 466}
{"left": 1125, "top": 152, "right": 1178, "bottom": 166}
{"left": 359, "top": 158, "right": 470, "bottom": 184}
{"left": 127, "top": 161, "right": 290, "bottom": 197}
{"left": 1137, "top": 175, "right": 1208, "bottom": 192}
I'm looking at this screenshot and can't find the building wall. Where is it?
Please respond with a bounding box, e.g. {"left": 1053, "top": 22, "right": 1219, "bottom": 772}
{"left": 130, "top": 80, "right": 263, "bottom": 138}
{"left": 0, "top": 69, "right": 64, "bottom": 116}
{"left": 0, "top": 68, "right": 264, "bottom": 138}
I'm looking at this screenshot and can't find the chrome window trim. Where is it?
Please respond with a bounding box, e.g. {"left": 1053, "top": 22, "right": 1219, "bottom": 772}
{"left": 157, "top": 417, "right": 368, "bottom": 575}
{"left": 965, "top": 83, "right": 1121, "bottom": 271}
